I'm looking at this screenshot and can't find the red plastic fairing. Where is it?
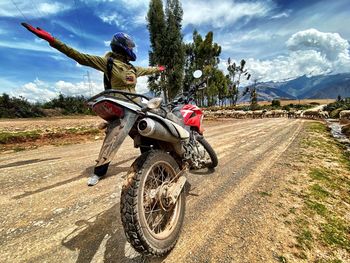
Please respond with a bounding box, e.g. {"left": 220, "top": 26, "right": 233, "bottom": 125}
{"left": 93, "top": 101, "right": 124, "bottom": 121}
{"left": 180, "top": 104, "right": 203, "bottom": 133}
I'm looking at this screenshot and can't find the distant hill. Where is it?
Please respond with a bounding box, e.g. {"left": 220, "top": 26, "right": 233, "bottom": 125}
{"left": 240, "top": 73, "right": 350, "bottom": 102}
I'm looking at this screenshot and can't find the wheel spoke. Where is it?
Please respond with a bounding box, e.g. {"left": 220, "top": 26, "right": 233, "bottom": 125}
{"left": 143, "top": 161, "right": 179, "bottom": 236}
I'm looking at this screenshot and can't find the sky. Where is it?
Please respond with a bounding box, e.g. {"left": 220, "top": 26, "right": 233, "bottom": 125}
{"left": 1, "top": 0, "right": 350, "bottom": 102}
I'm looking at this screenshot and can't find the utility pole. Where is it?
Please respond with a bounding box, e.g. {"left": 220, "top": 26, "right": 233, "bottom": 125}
{"left": 83, "top": 71, "right": 93, "bottom": 97}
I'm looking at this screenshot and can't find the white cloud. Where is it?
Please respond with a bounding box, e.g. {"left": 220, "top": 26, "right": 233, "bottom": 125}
{"left": 120, "top": 0, "right": 147, "bottom": 9}
{"left": 13, "top": 77, "right": 150, "bottom": 102}
{"left": 99, "top": 13, "right": 127, "bottom": 30}
{"left": 286, "top": 28, "right": 350, "bottom": 61}
{"left": 182, "top": 0, "right": 273, "bottom": 28}
{"left": 0, "top": 40, "right": 56, "bottom": 53}
{"left": 271, "top": 11, "right": 291, "bottom": 19}
{"left": 0, "top": 1, "right": 70, "bottom": 18}
{"left": 50, "top": 54, "right": 68, "bottom": 61}
{"left": 11, "top": 79, "right": 104, "bottom": 102}
{"left": 135, "top": 76, "right": 149, "bottom": 94}
{"left": 55, "top": 80, "right": 103, "bottom": 97}
{"left": 38, "top": 2, "right": 68, "bottom": 15}
{"left": 12, "top": 79, "right": 57, "bottom": 102}
{"left": 244, "top": 29, "right": 350, "bottom": 82}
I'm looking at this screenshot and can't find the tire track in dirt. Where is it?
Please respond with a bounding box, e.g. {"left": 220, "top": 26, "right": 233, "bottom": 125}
{"left": 184, "top": 120, "right": 299, "bottom": 217}
{"left": 164, "top": 120, "right": 303, "bottom": 262}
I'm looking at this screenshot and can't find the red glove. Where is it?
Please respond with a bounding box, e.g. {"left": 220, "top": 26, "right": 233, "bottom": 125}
{"left": 158, "top": 65, "right": 166, "bottom": 71}
{"left": 21, "top": 22, "right": 55, "bottom": 44}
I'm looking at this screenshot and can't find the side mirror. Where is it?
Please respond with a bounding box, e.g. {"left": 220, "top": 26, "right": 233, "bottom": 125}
{"left": 193, "top": 70, "right": 203, "bottom": 79}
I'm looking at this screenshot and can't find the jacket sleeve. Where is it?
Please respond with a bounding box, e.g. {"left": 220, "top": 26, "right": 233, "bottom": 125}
{"left": 50, "top": 39, "right": 107, "bottom": 73}
{"left": 135, "top": 66, "right": 160, "bottom": 77}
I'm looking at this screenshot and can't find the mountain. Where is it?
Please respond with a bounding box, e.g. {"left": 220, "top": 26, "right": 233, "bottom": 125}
{"left": 240, "top": 73, "right": 350, "bottom": 101}
{"left": 238, "top": 83, "right": 296, "bottom": 103}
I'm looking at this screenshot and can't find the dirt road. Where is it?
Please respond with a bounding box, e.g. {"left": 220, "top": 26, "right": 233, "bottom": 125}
{"left": 1, "top": 118, "right": 304, "bottom": 263}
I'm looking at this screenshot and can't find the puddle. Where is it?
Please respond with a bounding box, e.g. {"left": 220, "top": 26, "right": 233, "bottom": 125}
{"left": 326, "top": 119, "right": 350, "bottom": 150}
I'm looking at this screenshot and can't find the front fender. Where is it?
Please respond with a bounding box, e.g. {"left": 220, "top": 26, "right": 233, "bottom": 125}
{"left": 95, "top": 110, "right": 138, "bottom": 167}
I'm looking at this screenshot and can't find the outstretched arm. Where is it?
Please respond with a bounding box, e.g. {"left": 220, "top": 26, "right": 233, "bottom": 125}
{"left": 21, "top": 23, "right": 107, "bottom": 73}
{"left": 51, "top": 39, "right": 107, "bottom": 72}
{"left": 135, "top": 65, "right": 165, "bottom": 77}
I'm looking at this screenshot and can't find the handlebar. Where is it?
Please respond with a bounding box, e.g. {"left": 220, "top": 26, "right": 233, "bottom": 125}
{"left": 169, "top": 78, "right": 207, "bottom": 108}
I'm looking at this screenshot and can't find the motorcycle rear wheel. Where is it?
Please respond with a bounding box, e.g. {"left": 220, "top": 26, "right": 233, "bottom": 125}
{"left": 120, "top": 150, "right": 186, "bottom": 256}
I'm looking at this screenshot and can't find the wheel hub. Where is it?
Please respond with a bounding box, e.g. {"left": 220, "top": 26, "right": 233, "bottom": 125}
{"left": 158, "top": 182, "right": 173, "bottom": 211}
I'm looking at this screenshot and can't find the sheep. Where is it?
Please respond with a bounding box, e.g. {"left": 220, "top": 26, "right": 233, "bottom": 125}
{"left": 319, "top": 111, "right": 329, "bottom": 119}
{"left": 339, "top": 110, "right": 350, "bottom": 120}
{"left": 295, "top": 110, "right": 303, "bottom": 118}
{"left": 246, "top": 110, "right": 253, "bottom": 118}
{"left": 302, "top": 110, "right": 320, "bottom": 119}
{"left": 264, "top": 111, "right": 273, "bottom": 118}
{"left": 287, "top": 111, "right": 296, "bottom": 118}
{"left": 234, "top": 110, "right": 247, "bottom": 119}
{"left": 252, "top": 110, "right": 266, "bottom": 119}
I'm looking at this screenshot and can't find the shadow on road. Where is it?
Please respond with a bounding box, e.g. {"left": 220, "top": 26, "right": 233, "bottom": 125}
{"left": 12, "top": 156, "right": 136, "bottom": 200}
{"left": 61, "top": 203, "right": 162, "bottom": 263}
{"left": 60, "top": 182, "right": 195, "bottom": 263}
{"left": 0, "top": 157, "right": 61, "bottom": 169}
{"left": 189, "top": 167, "right": 216, "bottom": 176}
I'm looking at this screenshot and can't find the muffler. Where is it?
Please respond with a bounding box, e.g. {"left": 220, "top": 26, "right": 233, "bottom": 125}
{"left": 138, "top": 118, "right": 180, "bottom": 143}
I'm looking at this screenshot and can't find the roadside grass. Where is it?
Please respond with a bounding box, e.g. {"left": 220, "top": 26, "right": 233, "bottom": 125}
{"left": 288, "top": 122, "right": 350, "bottom": 262}
{"left": 0, "top": 127, "right": 102, "bottom": 151}
{"left": 0, "top": 130, "right": 41, "bottom": 144}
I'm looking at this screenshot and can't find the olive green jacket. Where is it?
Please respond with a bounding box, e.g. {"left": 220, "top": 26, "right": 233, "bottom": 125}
{"left": 51, "top": 39, "right": 160, "bottom": 92}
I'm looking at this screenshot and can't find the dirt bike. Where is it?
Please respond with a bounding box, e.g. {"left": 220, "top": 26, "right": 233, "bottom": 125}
{"left": 87, "top": 70, "right": 218, "bottom": 256}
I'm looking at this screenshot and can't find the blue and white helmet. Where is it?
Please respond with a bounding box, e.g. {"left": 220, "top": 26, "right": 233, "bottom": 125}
{"left": 110, "top": 32, "right": 136, "bottom": 61}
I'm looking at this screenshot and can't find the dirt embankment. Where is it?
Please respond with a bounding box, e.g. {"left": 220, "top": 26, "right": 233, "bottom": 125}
{"left": 0, "top": 116, "right": 104, "bottom": 152}
{"left": 0, "top": 118, "right": 349, "bottom": 262}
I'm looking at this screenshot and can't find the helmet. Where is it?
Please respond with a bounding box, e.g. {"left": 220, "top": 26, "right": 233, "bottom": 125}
{"left": 110, "top": 32, "right": 136, "bottom": 61}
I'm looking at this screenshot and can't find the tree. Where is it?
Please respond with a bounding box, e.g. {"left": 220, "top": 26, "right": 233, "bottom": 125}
{"left": 226, "top": 58, "right": 251, "bottom": 106}
{"left": 250, "top": 88, "right": 258, "bottom": 110}
{"left": 250, "top": 79, "right": 259, "bottom": 110}
{"left": 147, "top": 0, "right": 185, "bottom": 103}
{"left": 164, "top": 0, "right": 185, "bottom": 101}
{"left": 271, "top": 99, "right": 281, "bottom": 107}
{"left": 184, "top": 30, "right": 222, "bottom": 106}
{"left": 147, "top": 0, "right": 167, "bottom": 98}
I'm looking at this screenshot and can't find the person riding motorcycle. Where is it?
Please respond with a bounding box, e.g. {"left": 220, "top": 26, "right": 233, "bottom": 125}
{"left": 22, "top": 23, "right": 165, "bottom": 186}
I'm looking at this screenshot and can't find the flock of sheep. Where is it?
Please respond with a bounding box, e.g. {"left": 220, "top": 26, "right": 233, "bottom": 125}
{"left": 204, "top": 109, "right": 332, "bottom": 120}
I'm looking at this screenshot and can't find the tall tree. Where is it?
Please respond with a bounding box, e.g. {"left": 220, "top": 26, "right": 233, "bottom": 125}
{"left": 147, "top": 0, "right": 185, "bottom": 103}
{"left": 164, "top": 0, "right": 185, "bottom": 101}
{"left": 147, "top": 0, "right": 167, "bottom": 98}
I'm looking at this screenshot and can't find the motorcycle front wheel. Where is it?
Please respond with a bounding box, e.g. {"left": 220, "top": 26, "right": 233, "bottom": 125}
{"left": 120, "top": 150, "right": 185, "bottom": 257}
{"left": 195, "top": 134, "right": 218, "bottom": 169}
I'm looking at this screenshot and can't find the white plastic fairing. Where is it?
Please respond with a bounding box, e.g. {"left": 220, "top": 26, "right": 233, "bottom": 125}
{"left": 171, "top": 121, "right": 190, "bottom": 139}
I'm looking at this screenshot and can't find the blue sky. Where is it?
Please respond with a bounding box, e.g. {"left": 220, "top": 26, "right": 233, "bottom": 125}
{"left": 0, "top": 0, "right": 350, "bottom": 101}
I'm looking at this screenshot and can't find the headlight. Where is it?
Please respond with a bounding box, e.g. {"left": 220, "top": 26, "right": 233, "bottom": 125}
{"left": 147, "top": 98, "right": 163, "bottom": 109}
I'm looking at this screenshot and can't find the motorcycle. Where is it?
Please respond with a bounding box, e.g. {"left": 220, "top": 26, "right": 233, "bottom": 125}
{"left": 87, "top": 70, "right": 218, "bottom": 256}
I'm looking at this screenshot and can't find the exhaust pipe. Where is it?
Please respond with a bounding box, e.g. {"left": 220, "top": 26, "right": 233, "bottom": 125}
{"left": 138, "top": 118, "right": 179, "bottom": 143}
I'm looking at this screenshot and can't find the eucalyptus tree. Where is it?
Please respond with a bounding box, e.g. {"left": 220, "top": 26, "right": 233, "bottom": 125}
{"left": 147, "top": 0, "right": 185, "bottom": 103}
